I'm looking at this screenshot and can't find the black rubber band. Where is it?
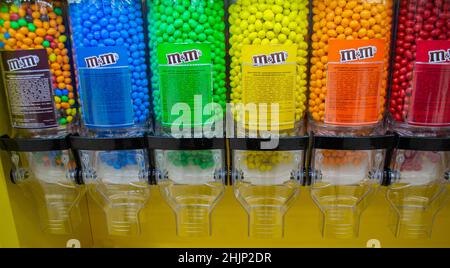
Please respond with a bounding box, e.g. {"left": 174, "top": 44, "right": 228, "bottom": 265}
{"left": 0, "top": 135, "right": 71, "bottom": 152}
{"left": 146, "top": 136, "right": 226, "bottom": 150}
{"left": 312, "top": 134, "right": 397, "bottom": 150}
{"left": 229, "top": 136, "right": 309, "bottom": 151}
{"left": 396, "top": 136, "right": 450, "bottom": 151}
{"left": 70, "top": 135, "right": 146, "bottom": 151}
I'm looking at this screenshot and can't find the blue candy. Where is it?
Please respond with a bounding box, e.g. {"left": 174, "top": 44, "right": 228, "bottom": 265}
{"left": 69, "top": 0, "right": 150, "bottom": 166}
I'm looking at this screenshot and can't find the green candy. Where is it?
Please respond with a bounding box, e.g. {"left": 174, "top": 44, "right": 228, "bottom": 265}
{"left": 61, "top": 96, "right": 69, "bottom": 102}
{"left": 54, "top": 7, "right": 62, "bottom": 16}
{"left": 59, "top": 118, "right": 67, "bottom": 125}
{"left": 0, "top": 5, "right": 8, "bottom": 13}
{"left": 10, "top": 21, "right": 19, "bottom": 29}
{"left": 0, "top": 19, "right": 4, "bottom": 26}
{"left": 147, "top": 0, "right": 227, "bottom": 129}
{"left": 18, "top": 18, "right": 27, "bottom": 27}
{"left": 42, "top": 40, "right": 50, "bottom": 47}
{"left": 27, "top": 23, "right": 36, "bottom": 32}
{"left": 174, "top": 19, "right": 183, "bottom": 28}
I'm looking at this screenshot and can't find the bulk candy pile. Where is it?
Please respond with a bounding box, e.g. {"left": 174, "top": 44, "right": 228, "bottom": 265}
{"left": 389, "top": 0, "right": 450, "bottom": 125}
{"left": 309, "top": 0, "right": 393, "bottom": 124}
{"left": 0, "top": 0, "right": 76, "bottom": 127}
{"left": 69, "top": 0, "right": 149, "bottom": 125}
{"left": 147, "top": 0, "right": 227, "bottom": 123}
{"left": 228, "top": 0, "right": 309, "bottom": 172}
{"left": 228, "top": 0, "right": 309, "bottom": 125}
{"left": 244, "top": 151, "right": 294, "bottom": 172}
{"left": 168, "top": 150, "right": 216, "bottom": 169}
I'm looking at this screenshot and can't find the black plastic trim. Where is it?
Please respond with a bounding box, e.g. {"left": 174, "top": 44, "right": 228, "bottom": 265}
{"left": 70, "top": 135, "right": 146, "bottom": 151}
{"left": 229, "top": 136, "right": 309, "bottom": 151}
{"left": 312, "top": 134, "right": 397, "bottom": 150}
{"left": 396, "top": 136, "right": 450, "bottom": 151}
{"left": 0, "top": 135, "right": 70, "bottom": 152}
{"left": 147, "top": 136, "right": 226, "bottom": 150}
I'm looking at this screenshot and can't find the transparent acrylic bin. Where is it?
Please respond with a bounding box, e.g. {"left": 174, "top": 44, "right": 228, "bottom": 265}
{"left": 68, "top": 0, "right": 150, "bottom": 133}
{"left": 389, "top": 0, "right": 450, "bottom": 129}
{"left": 228, "top": 0, "right": 310, "bottom": 137}
{"left": 147, "top": 0, "right": 227, "bottom": 136}
{"left": 233, "top": 149, "right": 304, "bottom": 238}
{"left": 0, "top": 0, "right": 78, "bottom": 137}
{"left": 10, "top": 150, "right": 84, "bottom": 235}
{"left": 310, "top": 149, "right": 385, "bottom": 238}
{"left": 80, "top": 149, "right": 150, "bottom": 236}
{"left": 309, "top": 0, "right": 394, "bottom": 134}
{"left": 155, "top": 149, "right": 225, "bottom": 237}
{"left": 387, "top": 149, "right": 450, "bottom": 239}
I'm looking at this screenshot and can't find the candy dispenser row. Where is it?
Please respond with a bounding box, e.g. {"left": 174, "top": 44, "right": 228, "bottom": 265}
{"left": 0, "top": 133, "right": 449, "bottom": 238}
{"left": 0, "top": 1, "right": 448, "bottom": 140}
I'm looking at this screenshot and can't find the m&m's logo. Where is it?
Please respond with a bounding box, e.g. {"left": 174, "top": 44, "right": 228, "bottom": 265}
{"left": 339, "top": 46, "right": 377, "bottom": 63}
{"left": 84, "top": 53, "right": 119, "bottom": 68}
{"left": 166, "top": 49, "right": 202, "bottom": 65}
{"left": 7, "top": 55, "right": 39, "bottom": 71}
{"left": 428, "top": 49, "right": 450, "bottom": 63}
{"left": 36, "top": 0, "right": 53, "bottom": 8}
{"left": 252, "top": 51, "right": 288, "bottom": 67}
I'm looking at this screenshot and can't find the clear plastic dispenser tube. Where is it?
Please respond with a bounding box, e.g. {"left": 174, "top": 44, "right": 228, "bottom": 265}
{"left": 24, "top": 150, "right": 84, "bottom": 234}
{"left": 386, "top": 0, "right": 450, "bottom": 239}
{"left": 233, "top": 150, "right": 302, "bottom": 238}
{"left": 68, "top": 0, "right": 151, "bottom": 236}
{"left": 0, "top": 1, "right": 84, "bottom": 235}
{"left": 309, "top": 135, "right": 389, "bottom": 238}
{"left": 386, "top": 140, "right": 450, "bottom": 239}
{"left": 0, "top": 0, "right": 78, "bottom": 138}
{"left": 230, "top": 136, "right": 307, "bottom": 239}
{"left": 228, "top": 0, "right": 310, "bottom": 137}
{"left": 155, "top": 148, "right": 225, "bottom": 237}
{"left": 388, "top": 0, "right": 450, "bottom": 133}
{"left": 308, "top": 0, "right": 393, "bottom": 135}
{"left": 147, "top": 0, "right": 227, "bottom": 238}
{"left": 5, "top": 138, "right": 84, "bottom": 235}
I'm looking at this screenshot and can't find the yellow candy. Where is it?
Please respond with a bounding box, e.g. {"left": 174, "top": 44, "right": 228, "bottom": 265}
{"left": 229, "top": 0, "right": 310, "bottom": 136}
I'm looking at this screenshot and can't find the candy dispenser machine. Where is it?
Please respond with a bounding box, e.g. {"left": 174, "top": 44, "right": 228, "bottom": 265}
{"left": 389, "top": 0, "right": 449, "bottom": 132}
{"left": 228, "top": 0, "right": 309, "bottom": 136}
{"left": 147, "top": 0, "right": 227, "bottom": 136}
{"left": 0, "top": 136, "right": 85, "bottom": 235}
{"left": 0, "top": 0, "right": 78, "bottom": 138}
{"left": 386, "top": 137, "right": 450, "bottom": 239}
{"left": 68, "top": 0, "right": 150, "bottom": 134}
{"left": 309, "top": 135, "right": 395, "bottom": 238}
{"left": 309, "top": 0, "right": 393, "bottom": 135}
{"left": 67, "top": 0, "right": 152, "bottom": 236}
{"left": 385, "top": 0, "right": 450, "bottom": 239}
{"left": 146, "top": 1, "right": 227, "bottom": 238}
{"left": 226, "top": 0, "right": 310, "bottom": 239}
{"left": 0, "top": 0, "right": 84, "bottom": 236}
{"left": 71, "top": 136, "right": 151, "bottom": 237}
{"left": 306, "top": 0, "right": 395, "bottom": 239}
{"left": 152, "top": 137, "right": 226, "bottom": 237}
{"left": 231, "top": 138, "right": 308, "bottom": 238}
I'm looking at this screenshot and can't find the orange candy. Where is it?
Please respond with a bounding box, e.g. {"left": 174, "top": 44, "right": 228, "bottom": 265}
{"left": 35, "top": 28, "right": 46, "bottom": 37}
{"left": 33, "top": 36, "right": 43, "bottom": 45}
{"left": 0, "top": 1, "right": 76, "bottom": 126}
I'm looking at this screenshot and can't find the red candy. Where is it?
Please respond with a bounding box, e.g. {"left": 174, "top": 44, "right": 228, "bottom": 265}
{"left": 389, "top": 0, "right": 450, "bottom": 123}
